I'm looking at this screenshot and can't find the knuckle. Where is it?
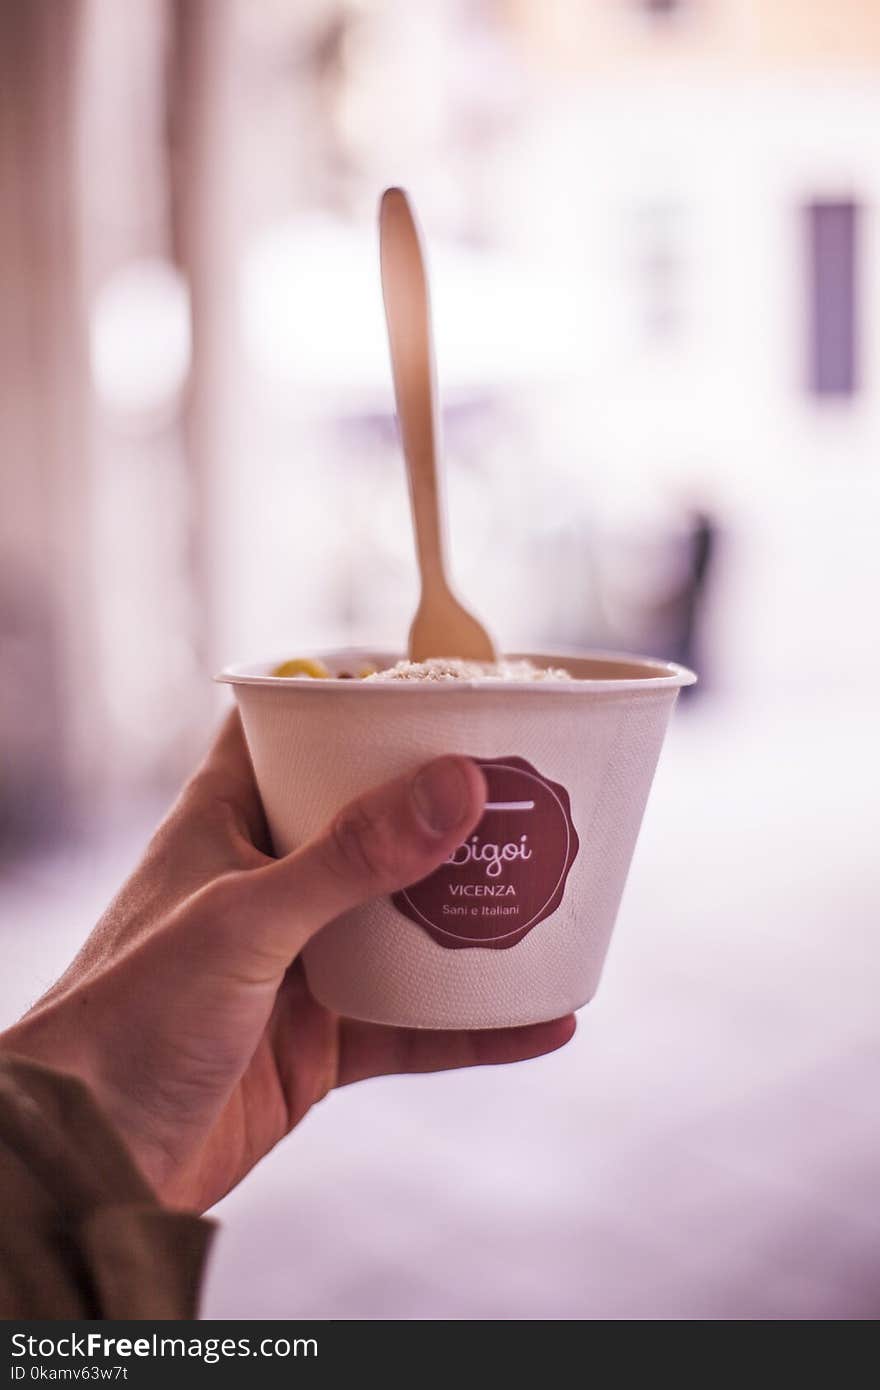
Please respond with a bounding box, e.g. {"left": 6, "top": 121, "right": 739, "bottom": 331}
{"left": 192, "top": 872, "right": 248, "bottom": 930}
{"left": 182, "top": 767, "right": 223, "bottom": 809}
{"left": 183, "top": 873, "right": 289, "bottom": 980}
{"left": 325, "top": 802, "right": 403, "bottom": 886}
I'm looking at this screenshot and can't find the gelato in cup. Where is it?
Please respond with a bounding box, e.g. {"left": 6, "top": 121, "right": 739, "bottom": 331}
{"left": 217, "top": 648, "right": 695, "bottom": 1029}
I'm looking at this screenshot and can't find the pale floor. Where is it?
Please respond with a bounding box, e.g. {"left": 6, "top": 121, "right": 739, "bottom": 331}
{"left": 2, "top": 696, "right": 878, "bottom": 1320}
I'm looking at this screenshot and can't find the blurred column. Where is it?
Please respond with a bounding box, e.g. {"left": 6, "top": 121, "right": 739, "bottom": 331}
{"left": 80, "top": 0, "right": 215, "bottom": 794}
{"left": 0, "top": 0, "right": 94, "bottom": 841}
{"left": 168, "top": 0, "right": 239, "bottom": 686}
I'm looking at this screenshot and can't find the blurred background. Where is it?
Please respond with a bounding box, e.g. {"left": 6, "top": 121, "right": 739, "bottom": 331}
{"left": 2, "top": 0, "right": 878, "bottom": 1319}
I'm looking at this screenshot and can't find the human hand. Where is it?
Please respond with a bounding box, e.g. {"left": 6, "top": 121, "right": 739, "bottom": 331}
{"left": 1, "top": 714, "right": 575, "bottom": 1212}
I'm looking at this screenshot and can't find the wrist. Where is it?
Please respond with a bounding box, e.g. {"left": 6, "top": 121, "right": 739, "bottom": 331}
{"left": 1, "top": 1008, "right": 101, "bottom": 1107}
{"left": 3, "top": 1002, "right": 208, "bottom": 1207}
{"left": 0, "top": 1010, "right": 154, "bottom": 1183}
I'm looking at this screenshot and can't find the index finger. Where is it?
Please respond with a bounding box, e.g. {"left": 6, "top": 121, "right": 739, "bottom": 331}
{"left": 186, "top": 708, "right": 269, "bottom": 851}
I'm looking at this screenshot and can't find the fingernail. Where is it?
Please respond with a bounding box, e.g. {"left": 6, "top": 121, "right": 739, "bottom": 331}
{"left": 411, "top": 757, "right": 472, "bottom": 835}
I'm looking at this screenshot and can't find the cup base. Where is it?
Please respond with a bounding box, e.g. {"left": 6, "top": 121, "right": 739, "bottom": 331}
{"left": 305, "top": 977, "right": 595, "bottom": 1031}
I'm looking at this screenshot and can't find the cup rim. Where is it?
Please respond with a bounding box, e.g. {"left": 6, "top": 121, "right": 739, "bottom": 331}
{"left": 216, "top": 647, "right": 697, "bottom": 694}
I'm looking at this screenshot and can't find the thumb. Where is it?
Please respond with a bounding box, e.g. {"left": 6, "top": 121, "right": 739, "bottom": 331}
{"left": 222, "top": 756, "right": 487, "bottom": 963}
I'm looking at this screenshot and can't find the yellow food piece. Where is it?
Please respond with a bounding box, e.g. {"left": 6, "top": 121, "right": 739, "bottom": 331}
{"left": 272, "top": 657, "right": 331, "bottom": 679}
{"left": 357, "top": 664, "right": 377, "bottom": 679}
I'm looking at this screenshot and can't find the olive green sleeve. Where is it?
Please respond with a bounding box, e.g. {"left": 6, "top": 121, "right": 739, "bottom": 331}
{"left": 0, "top": 1053, "right": 215, "bottom": 1319}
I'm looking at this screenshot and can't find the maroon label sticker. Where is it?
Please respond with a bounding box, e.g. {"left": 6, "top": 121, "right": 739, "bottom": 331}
{"left": 392, "top": 756, "right": 579, "bottom": 950}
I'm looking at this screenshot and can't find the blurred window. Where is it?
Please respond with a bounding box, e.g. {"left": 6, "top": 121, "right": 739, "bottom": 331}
{"left": 632, "top": 203, "right": 685, "bottom": 340}
{"left": 805, "top": 200, "right": 860, "bottom": 398}
{"left": 90, "top": 260, "right": 191, "bottom": 418}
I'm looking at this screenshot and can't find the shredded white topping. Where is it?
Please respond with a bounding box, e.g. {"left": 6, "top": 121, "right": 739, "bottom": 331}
{"left": 364, "top": 658, "right": 573, "bottom": 683}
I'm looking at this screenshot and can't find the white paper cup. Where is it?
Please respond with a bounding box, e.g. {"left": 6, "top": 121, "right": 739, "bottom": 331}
{"left": 217, "top": 649, "right": 695, "bottom": 1030}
